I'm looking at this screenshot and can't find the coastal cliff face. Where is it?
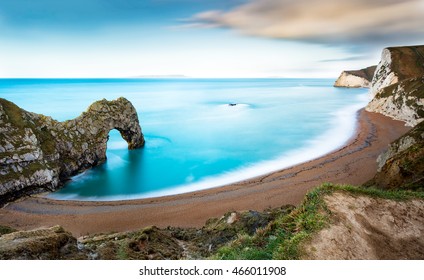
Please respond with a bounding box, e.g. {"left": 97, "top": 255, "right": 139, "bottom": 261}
{"left": 334, "top": 66, "right": 376, "bottom": 88}
{"left": 367, "top": 121, "right": 423, "bottom": 190}
{"left": 366, "top": 46, "right": 424, "bottom": 126}
{"left": 0, "top": 97, "right": 144, "bottom": 204}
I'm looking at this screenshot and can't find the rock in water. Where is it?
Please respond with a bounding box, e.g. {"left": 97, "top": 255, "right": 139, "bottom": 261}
{"left": 366, "top": 45, "right": 424, "bottom": 126}
{"left": 334, "top": 66, "right": 376, "bottom": 88}
{"left": 0, "top": 97, "right": 144, "bottom": 204}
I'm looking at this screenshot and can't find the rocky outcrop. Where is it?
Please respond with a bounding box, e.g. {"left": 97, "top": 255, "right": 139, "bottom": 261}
{"left": 0, "top": 225, "right": 81, "bottom": 260}
{"left": 334, "top": 65, "right": 376, "bottom": 88}
{"left": 366, "top": 45, "right": 424, "bottom": 126}
{"left": 370, "top": 46, "right": 424, "bottom": 97}
{"left": 366, "top": 76, "right": 424, "bottom": 126}
{"left": 0, "top": 206, "right": 293, "bottom": 260}
{"left": 367, "top": 121, "right": 424, "bottom": 190}
{"left": 0, "top": 97, "right": 144, "bottom": 205}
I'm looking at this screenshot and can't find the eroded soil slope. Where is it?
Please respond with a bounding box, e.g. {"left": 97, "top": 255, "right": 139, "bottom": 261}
{"left": 304, "top": 192, "right": 424, "bottom": 259}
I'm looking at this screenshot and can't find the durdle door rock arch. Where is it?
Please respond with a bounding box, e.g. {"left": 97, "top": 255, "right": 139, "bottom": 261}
{"left": 0, "top": 97, "right": 144, "bottom": 205}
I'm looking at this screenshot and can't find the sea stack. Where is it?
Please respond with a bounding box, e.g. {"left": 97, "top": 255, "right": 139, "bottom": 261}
{"left": 334, "top": 66, "right": 376, "bottom": 88}
{"left": 0, "top": 97, "right": 144, "bottom": 204}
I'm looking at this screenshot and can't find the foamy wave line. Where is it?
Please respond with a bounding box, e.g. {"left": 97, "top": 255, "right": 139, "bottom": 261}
{"left": 49, "top": 93, "right": 369, "bottom": 201}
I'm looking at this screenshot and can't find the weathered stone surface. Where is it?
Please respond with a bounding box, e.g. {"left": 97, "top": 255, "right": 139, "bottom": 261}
{"left": 367, "top": 121, "right": 424, "bottom": 190}
{"left": 0, "top": 97, "right": 144, "bottom": 204}
{"left": 334, "top": 65, "right": 376, "bottom": 88}
{"left": 366, "top": 45, "right": 424, "bottom": 126}
{"left": 0, "top": 225, "right": 81, "bottom": 260}
{"left": 0, "top": 206, "right": 293, "bottom": 260}
{"left": 367, "top": 76, "right": 424, "bottom": 126}
{"left": 370, "top": 46, "right": 424, "bottom": 97}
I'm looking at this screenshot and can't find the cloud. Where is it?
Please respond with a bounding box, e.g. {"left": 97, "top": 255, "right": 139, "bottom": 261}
{"left": 318, "top": 55, "right": 370, "bottom": 63}
{"left": 189, "top": 0, "right": 424, "bottom": 46}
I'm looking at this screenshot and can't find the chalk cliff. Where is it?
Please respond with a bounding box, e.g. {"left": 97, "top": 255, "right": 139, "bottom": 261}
{"left": 334, "top": 65, "right": 376, "bottom": 88}
{"left": 0, "top": 97, "right": 144, "bottom": 204}
{"left": 366, "top": 45, "right": 424, "bottom": 126}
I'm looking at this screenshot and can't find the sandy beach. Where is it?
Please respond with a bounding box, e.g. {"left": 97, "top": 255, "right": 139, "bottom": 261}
{"left": 0, "top": 109, "right": 410, "bottom": 236}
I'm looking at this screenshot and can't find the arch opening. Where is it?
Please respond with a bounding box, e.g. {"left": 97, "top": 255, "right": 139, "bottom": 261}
{"left": 107, "top": 129, "right": 129, "bottom": 151}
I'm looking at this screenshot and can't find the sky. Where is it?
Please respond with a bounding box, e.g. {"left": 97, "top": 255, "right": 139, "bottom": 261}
{"left": 0, "top": 0, "right": 423, "bottom": 78}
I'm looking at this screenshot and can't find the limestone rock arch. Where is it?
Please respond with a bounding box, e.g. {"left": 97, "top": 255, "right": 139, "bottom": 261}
{"left": 0, "top": 97, "right": 144, "bottom": 204}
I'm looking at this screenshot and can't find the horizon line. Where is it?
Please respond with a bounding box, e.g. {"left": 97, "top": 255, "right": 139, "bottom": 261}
{"left": 0, "top": 76, "right": 337, "bottom": 79}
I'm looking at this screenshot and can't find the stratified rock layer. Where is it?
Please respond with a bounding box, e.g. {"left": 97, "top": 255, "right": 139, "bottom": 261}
{"left": 0, "top": 97, "right": 144, "bottom": 204}
{"left": 334, "top": 65, "right": 376, "bottom": 88}
{"left": 366, "top": 46, "right": 424, "bottom": 126}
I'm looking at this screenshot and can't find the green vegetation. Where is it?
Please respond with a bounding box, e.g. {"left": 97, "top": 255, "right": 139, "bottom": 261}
{"left": 0, "top": 98, "right": 57, "bottom": 157}
{"left": 0, "top": 98, "right": 26, "bottom": 130}
{"left": 214, "top": 184, "right": 424, "bottom": 260}
{"left": 36, "top": 124, "right": 57, "bottom": 156}
{"left": 80, "top": 226, "right": 184, "bottom": 260}
{"left": 0, "top": 225, "right": 16, "bottom": 237}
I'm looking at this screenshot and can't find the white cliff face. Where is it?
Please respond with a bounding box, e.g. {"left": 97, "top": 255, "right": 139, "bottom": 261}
{"left": 366, "top": 46, "right": 424, "bottom": 126}
{"left": 334, "top": 66, "right": 376, "bottom": 88}
{"left": 367, "top": 77, "right": 424, "bottom": 126}
{"left": 370, "top": 48, "right": 399, "bottom": 98}
{"left": 334, "top": 72, "right": 371, "bottom": 88}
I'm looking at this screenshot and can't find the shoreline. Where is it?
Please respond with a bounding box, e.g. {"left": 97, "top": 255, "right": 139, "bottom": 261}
{"left": 50, "top": 94, "right": 366, "bottom": 202}
{"left": 0, "top": 109, "right": 410, "bottom": 236}
{"left": 48, "top": 91, "right": 369, "bottom": 202}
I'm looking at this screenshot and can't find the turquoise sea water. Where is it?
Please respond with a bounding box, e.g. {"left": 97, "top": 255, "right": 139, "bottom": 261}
{"left": 0, "top": 78, "right": 368, "bottom": 200}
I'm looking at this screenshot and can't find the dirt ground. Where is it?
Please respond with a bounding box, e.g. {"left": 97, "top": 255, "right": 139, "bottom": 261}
{"left": 304, "top": 192, "right": 424, "bottom": 259}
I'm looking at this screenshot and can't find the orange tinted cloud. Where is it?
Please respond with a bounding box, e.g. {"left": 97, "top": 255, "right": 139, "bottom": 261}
{"left": 192, "top": 0, "right": 424, "bottom": 44}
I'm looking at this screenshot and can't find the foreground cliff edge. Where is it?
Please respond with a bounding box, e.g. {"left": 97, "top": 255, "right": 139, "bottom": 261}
{"left": 0, "top": 97, "right": 144, "bottom": 205}
{"left": 1, "top": 184, "right": 423, "bottom": 260}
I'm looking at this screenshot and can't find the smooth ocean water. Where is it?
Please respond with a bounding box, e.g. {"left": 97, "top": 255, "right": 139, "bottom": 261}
{"left": 0, "top": 78, "right": 369, "bottom": 200}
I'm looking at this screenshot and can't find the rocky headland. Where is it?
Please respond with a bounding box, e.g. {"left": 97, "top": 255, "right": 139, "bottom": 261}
{"left": 0, "top": 97, "right": 144, "bottom": 205}
{"left": 334, "top": 65, "right": 376, "bottom": 88}
{"left": 366, "top": 45, "right": 424, "bottom": 126}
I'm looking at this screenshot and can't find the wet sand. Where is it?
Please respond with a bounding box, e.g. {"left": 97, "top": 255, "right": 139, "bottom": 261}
{"left": 0, "top": 110, "right": 410, "bottom": 236}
